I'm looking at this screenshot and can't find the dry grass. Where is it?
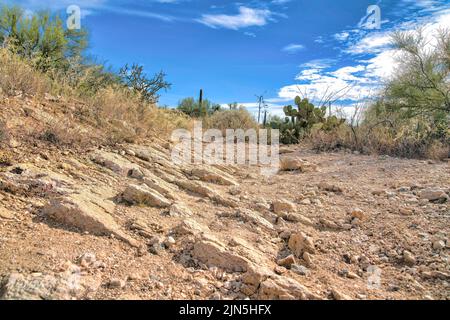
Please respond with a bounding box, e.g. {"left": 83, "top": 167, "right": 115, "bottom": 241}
{"left": 309, "top": 123, "right": 449, "bottom": 160}
{"left": 0, "top": 49, "right": 50, "bottom": 96}
{"left": 0, "top": 48, "right": 192, "bottom": 148}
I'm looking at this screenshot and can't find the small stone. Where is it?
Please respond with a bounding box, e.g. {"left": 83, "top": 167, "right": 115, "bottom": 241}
{"left": 347, "top": 272, "right": 359, "bottom": 279}
{"left": 277, "top": 254, "right": 296, "bottom": 268}
{"left": 302, "top": 252, "right": 313, "bottom": 267}
{"left": 128, "top": 273, "right": 142, "bottom": 281}
{"left": 331, "top": 288, "right": 351, "bottom": 300}
{"left": 149, "top": 243, "right": 164, "bottom": 255}
{"left": 403, "top": 250, "right": 416, "bottom": 266}
{"left": 0, "top": 207, "right": 14, "bottom": 220}
{"left": 272, "top": 199, "right": 296, "bottom": 214}
{"left": 432, "top": 240, "right": 445, "bottom": 251}
{"left": 399, "top": 208, "right": 413, "bottom": 216}
{"left": 78, "top": 253, "right": 96, "bottom": 268}
{"left": 210, "top": 292, "right": 222, "bottom": 300}
{"left": 274, "top": 266, "right": 287, "bottom": 275}
{"left": 291, "top": 264, "right": 310, "bottom": 276}
{"left": 350, "top": 208, "right": 365, "bottom": 220}
{"left": 108, "top": 279, "right": 126, "bottom": 289}
{"left": 300, "top": 199, "right": 311, "bottom": 205}
{"left": 420, "top": 189, "right": 448, "bottom": 202}
{"left": 128, "top": 168, "right": 144, "bottom": 179}
{"left": 163, "top": 236, "right": 176, "bottom": 249}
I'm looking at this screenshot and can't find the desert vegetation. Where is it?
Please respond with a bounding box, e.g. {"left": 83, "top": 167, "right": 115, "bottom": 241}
{"left": 269, "top": 29, "right": 449, "bottom": 160}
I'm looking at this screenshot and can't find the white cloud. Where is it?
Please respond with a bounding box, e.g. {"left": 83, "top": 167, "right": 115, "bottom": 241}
{"left": 346, "top": 32, "right": 392, "bottom": 55}
{"left": 282, "top": 43, "right": 305, "bottom": 54}
{"left": 197, "top": 6, "right": 272, "bottom": 30}
{"left": 244, "top": 31, "right": 256, "bottom": 38}
{"left": 334, "top": 32, "right": 350, "bottom": 41}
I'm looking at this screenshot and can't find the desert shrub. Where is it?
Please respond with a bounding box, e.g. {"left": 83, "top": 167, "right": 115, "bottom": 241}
{"left": 36, "top": 118, "right": 93, "bottom": 148}
{"left": 204, "top": 108, "right": 259, "bottom": 134}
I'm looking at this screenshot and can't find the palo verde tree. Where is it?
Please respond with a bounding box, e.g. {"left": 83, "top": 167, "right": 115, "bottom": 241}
{"left": 0, "top": 4, "right": 88, "bottom": 72}
{"left": 382, "top": 28, "right": 450, "bottom": 139}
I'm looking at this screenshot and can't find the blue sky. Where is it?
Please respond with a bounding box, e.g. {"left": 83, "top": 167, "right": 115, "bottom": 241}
{"left": 5, "top": 0, "right": 450, "bottom": 117}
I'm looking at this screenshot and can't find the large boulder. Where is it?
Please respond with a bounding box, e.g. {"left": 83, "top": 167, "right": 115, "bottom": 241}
{"left": 42, "top": 192, "right": 138, "bottom": 247}
{"left": 192, "top": 238, "right": 250, "bottom": 273}
{"left": 0, "top": 270, "right": 101, "bottom": 300}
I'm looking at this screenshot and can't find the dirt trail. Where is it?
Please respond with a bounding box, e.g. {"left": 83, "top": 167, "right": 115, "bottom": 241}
{"left": 0, "top": 96, "right": 449, "bottom": 300}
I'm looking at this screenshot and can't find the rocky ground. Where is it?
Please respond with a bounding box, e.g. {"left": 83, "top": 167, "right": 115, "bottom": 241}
{"left": 0, "top": 95, "right": 449, "bottom": 300}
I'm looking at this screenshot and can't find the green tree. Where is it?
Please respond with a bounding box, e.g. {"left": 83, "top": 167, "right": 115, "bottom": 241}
{"left": 0, "top": 5, "right": 88, "bottom": 71}
{"left": 386, "top": 29, "right": 450, "bottom": 118}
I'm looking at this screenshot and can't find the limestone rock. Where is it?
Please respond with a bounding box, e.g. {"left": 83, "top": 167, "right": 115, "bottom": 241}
{"left": 169, "top": 203, "right": 193, "bottom": 217}
{"left": 174, "top": 219, "right": 210, "bottom": 236}
{"left": 272, "top": 199, "right": 296, "bottom": 214}
{"left": 331, "top": 288, "right": 351, "bottom": 300}
{"left": 420, "top": 189, "right": 448, "bottom": 202}
{"left": 277, "top": 254, "right": 296, "bottom": 268}
{"left": 90, "top": 151, "right": 140, "bottom": 176}
{"left": 192, "top": 239, "right": 250, "bottom": 272}
{"left": 189, "top": 167, "right": 238, "bottom": 186}
{"left": 0, "top": 271, "right": 100, "bottom": 300}
{"left": 0, "top": 207, "right": 14, "bottom": 220}
{"left": 121, "top": 184, "right": 171, "bottom": 208}
{"left": 288, "top": 232, "right": 315, "bottom": 257}
{"left": 42, "top": 193, "right": 137, "bottom": 247}
{"left": 142, "top": 175, "right": 178, "bottom": 201}
{"left": 234, "top": 209, "right": 274, "bottom": 231}
{"left": 257, "top": 276, "right": 316, "bottom": 300}
{"left": 175, "top": 179, "right": 215, "bottom": 198}
{"left": 280, "top": 157, "right": 317, "bottom": 172}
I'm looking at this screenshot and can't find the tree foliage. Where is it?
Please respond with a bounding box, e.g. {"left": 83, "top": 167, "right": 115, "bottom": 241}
{"left": 385, "top": 29, "right": 450, "bottom": 120}
{"left": 0, "top": 5, "right": 88, "bottom": 71}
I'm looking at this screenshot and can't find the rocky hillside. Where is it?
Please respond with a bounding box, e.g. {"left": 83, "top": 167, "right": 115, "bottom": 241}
{"left": 0, "top": 94, "right": 449, "bottom": 300}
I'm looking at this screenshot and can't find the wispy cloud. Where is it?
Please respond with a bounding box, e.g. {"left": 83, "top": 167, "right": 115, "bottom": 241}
{"left": 197, "top": 6, "right": 272, "bottom": 30}
{"left": 282, "top": 43, "right": 305, "bottom": 54}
